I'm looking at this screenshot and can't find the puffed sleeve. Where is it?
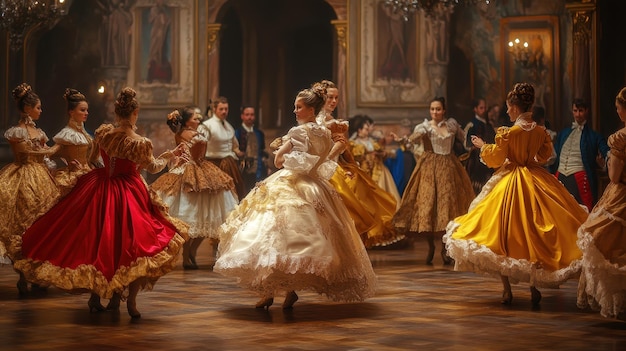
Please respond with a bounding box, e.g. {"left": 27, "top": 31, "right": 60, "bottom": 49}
{"left": 407, "top": 122, "right": 427, "bottom": 144}
{"left": 130, "top": 138, "right": 176, "bottom": 174}
{"left": 88, "top": 124, "right": 114, "bottom": 165}
{"left": 3, "top": 126, "right": 29, "bottom": 142}
{"left": 282, "top": 126, "right": 320, "bottom": 173}
{"left": 447, "top": 118, "right": 466, "bottom": 144}
{"left": 608, "top": 130, "right": 626, "bottom": 161}
{"left": 53, "top": 127, "right": 91, "bottom": 146}
{"left": 197, "top": 123, "right": 210, "bottom": 139}
{"left": 328, "top": 119, "right": 349, "bottom": 144}
{"left": 480, "top": 126, "right": 510, "bottom": 168}
{"left": 534, "top": 127, "right": 555, "bottom": 165}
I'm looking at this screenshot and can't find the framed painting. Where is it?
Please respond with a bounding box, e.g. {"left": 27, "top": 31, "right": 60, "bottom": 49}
{"left": 500, "top": 15, "right": 560, "bottom": 121}
{"left": 130, "top": 0, "right": 195, "bottom": 105}
{"left": 357, "top": 0, "right": 430, "bottom": 107}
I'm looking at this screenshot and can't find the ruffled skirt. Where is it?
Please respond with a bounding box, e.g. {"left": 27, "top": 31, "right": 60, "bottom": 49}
{"left": 445, "top": 164, "right": 587, "bottom": 288}
{"left": 215, "top": 169, "right": 377, "bottom": 301}
{"left": 54, "top": 165, "right": 91, "bottom": 197}
{"left": 151, "top": 160, "right": 237, "bottom": 239}
{"left": 12, "top": 167, "right": 188, "bottom": 298}
{"left": 577, "top": 181, "right": 626, "bottom": 318}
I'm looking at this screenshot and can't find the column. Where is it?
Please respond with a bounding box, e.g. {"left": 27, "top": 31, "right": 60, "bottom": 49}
{"left": 206, "top": 23, "right": 221, "bottom": 104}
{"left": 331, "top": 19, "right": 348, "bottom": 118}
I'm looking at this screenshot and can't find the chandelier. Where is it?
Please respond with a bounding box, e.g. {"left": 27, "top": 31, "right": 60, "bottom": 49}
{"left": 0, "top": 0, "right": 67, "bottom": 51}
{"left": 383, "top": 0, "right": 492, "bottom": 20}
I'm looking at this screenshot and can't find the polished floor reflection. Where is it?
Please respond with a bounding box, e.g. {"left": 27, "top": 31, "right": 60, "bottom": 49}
{"left": 0, "top": 238, "right": 624, "bottom": 350}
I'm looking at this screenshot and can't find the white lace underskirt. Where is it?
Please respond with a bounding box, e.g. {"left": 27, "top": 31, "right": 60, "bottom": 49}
{"left": 444, "top": 221, "right": 581, "bottom": 288}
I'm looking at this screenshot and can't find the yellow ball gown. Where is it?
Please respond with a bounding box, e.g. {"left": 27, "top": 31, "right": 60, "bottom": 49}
{"left": 325, "top": 119, "right": 403, "bottom": 247}
{"left": 445, "top": 114, "right": 588, "bottom": 288}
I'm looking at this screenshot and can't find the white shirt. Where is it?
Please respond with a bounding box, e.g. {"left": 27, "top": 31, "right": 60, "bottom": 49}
{"left": 200, "top": 116, "right": 239, "bottom": 159}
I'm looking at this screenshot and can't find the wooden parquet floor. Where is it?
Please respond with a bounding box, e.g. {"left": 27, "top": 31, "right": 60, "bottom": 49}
{"left": 0, "top": 239, "right": 624, "bottom": 351}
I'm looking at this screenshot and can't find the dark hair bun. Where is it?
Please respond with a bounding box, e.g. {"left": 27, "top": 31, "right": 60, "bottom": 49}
{"left": 114, "top": 87, "right": 139, "bottom": 118}
{"left": 64, "top": 88, "right": 85, "bottom": 101}
{"left": 513, "top": 83, "right": 534, "bottom": 107}
{"left": 310, "top": 84, "right": 327, "bottom": 102}
{"left": 507, "top": 82, "right": 535, "bottom": 112}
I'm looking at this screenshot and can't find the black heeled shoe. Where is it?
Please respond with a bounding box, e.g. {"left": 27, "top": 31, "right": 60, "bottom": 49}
{"left": 255, "top": 297, "right": 274, "bottom": 309}
{"left": 127, "top": 301, "right": 141, "bottom": 319}
{"left": 88, "top": 295, "right": 106, "bottom": 313}
{"left": 16, "top": 279, "right": 28, "bottom": 296}
{"left": 189, "top": 254, "right": 197, "bottom": 266}
{"left": 183, "top": 263, "right": 199, "bottom": 270}
{"left": 106, "top": 293, "right": 121, "bottom": 311}
{"left": 425, "top": 247, "right": 435, "bottom": 265}
{"left": 283, "top": 291, "right": 299, "bottom": 309}
{"left": 501, "top": 290, "right": 513, "bottom": 305}
{"left": 530, "top": 286, "right": 542, "bottom": 306}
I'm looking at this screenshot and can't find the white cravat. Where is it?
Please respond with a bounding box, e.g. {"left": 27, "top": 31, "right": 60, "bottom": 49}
{"left": 572, "top": 121, "right": 586, "bottom": 131}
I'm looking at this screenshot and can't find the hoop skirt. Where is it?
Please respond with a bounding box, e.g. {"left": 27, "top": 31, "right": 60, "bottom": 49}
{"left": 12, "top": 124, "right": 187, "bottom": 298}
{"left": 577, "top": 130, "right": 626, "bottom": 318}
{"left": 215, "top": 122, "right": 377, "bottom": 301}
{"left": 445, "top": 118, "right": 588, "bottom": 288}
{"left": 151, "top": 133, "right": 238, "bottom": 239}
{"left": 0, "top": 126, "right": 60, "bottom": 263}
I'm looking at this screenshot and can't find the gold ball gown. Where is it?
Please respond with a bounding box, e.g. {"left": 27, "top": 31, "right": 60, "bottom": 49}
{"left": 0, "top": 120, "right": 60, "bottom": 263}
{"left": 215, "top": 122, "right": 377, "bottom": 302}
{"left": 577, "top": 129, "right": 626, "bottom": 319}
{"left": 325, "top": 119, "right": 403, "bottom": 248}
{"left": 445, "top": 114, "right": 588, "bottom": 288}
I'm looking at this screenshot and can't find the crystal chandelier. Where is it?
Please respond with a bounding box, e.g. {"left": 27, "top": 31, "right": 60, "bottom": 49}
{"left": 383, "top": 0, "right": 492, "bottom": 20}
{"left": 0, "top": 0, "right": 67, "bottom": 51}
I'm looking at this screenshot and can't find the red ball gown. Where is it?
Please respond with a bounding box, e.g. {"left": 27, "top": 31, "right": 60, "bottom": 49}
{"left": 12, "top": 124, "right": 188, "bottom": 298}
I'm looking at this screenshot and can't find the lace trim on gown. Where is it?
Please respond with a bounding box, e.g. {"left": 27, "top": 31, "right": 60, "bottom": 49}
{"left": 445, "top": 220, "right": 581, "bottom": 288}
{"left": 576, "top": 203, "right": 626, "bottom": 318}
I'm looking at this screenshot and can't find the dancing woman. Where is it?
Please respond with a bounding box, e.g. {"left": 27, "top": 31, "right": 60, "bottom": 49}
{"left": 0, "top": 83, "right": 60, "bottom": 295}
{"left": 151, "top": 107, "right": 238, "bottom": 269}
{"left": 13, "top": 87, "right": 188, "bottom": 318}
{"left": 215, "top": 85, "right": 376, "bottom": 309}
{"left": 445, "top": 83, "right": 588, "bottom": 305}
{"left": 52, "top": 88, "right": 94, "bottom": 196}
{"left": 577, "top": 86, "right": 626, "bottom": 320}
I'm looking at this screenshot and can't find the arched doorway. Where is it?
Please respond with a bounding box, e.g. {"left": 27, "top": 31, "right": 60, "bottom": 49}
{"left": 217, "top": 0, "right": 337, "bottom": 132}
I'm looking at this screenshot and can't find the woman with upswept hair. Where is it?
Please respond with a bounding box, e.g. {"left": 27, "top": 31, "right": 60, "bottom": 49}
{"left": 445, "top": 83, "right": 587, "bottom": 306}
{"left": 14, "top": 87, "right": 188, "bottom": 319}
{"left": 215, "top": 85, "right": 376, "bottom": 309}
{"left": 0, "top": 83, "right": 60, "bottom": 295}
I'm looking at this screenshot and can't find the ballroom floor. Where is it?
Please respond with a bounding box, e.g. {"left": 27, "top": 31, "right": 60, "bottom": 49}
{"left": 0, "top": 238, "right": 624, "bottom": 351}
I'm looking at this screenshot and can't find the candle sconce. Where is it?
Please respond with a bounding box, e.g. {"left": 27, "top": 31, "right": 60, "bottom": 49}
{"left": 508, "top": 38, "right": 532, "bottom": 69}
